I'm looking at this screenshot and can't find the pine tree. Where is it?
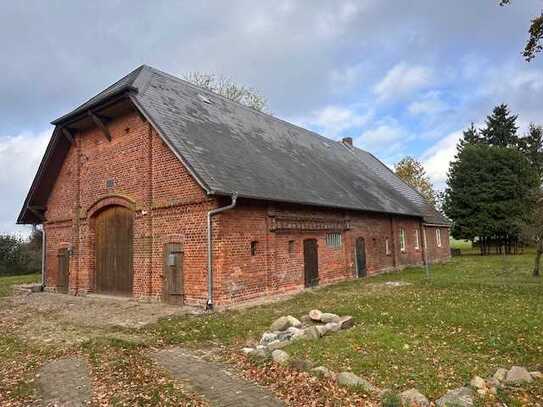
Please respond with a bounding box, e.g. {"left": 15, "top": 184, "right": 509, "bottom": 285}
{"left": 457, "top": 122, "right": 481, "bottom": 152}
{"left": 519, "top": 124, "right": 543, "bottom": 181}
{"left": 480, "top": 104, "right": 519, "bottom": 148}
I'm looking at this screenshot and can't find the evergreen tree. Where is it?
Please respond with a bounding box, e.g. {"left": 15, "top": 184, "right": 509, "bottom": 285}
{"left": 457, "top": 122, "right": 481, "bottom": 152}
{"left": 480, "top": 104, "right": 519, "bottom": 148}
{"left": 444, "top": 143, "right": 538, "bottom": 254}
{"left": 519, "top": 124, "right": 543, "bottom": 181}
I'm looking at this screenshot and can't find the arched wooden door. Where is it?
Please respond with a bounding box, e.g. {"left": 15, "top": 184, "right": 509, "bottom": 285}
{"left": 95, "top": 206, "right": 133, "bottom": 296}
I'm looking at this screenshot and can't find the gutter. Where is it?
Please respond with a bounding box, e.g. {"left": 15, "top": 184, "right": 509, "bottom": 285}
{"left": 206, "top": 193, "right": 238, "bottom": 310}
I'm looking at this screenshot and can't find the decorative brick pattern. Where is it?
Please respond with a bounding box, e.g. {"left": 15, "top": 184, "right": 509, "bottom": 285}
{"left": 43, "top": 110, "right": 450, "bottom": 307}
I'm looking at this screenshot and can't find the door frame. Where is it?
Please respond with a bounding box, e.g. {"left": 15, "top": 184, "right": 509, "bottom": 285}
{"left": 57, "top": 248, "right": 70, "bottom": 294}
{"left": 355, "top": 237, "right": 367, "bottom": 278}
{"left": 93, "top": 205, "right": 134, "bottom": 296}
{"left": 163, "top": 243, "right": 184, "bottom": 305}
{"left": 303, "top": 238, "right": 319, "bottom": 288}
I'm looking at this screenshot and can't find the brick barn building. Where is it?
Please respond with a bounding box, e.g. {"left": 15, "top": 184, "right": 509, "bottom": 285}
{"left": 18, "top": 65, "right": 450, "bottom": 308}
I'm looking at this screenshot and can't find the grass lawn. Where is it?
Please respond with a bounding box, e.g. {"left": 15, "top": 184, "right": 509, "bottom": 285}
{"left": 0, "top": 274, "right": 39, "bottom": 297}
{"left": 152, "top": 253, "right": 543, "bottom": 400}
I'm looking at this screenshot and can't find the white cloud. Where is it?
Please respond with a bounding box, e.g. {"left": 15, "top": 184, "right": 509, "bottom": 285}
{"left": 356, "top": 118, "right": 411, "bottom": 162}
{"left": 0, "top": 128, "right": 51, "bottom": 234}
{"left": 293, "top": 105, "right": 373, "bottom": 138}
{"left": 421, "top": 129, "right": 463, "bottom": 189}
{"left": 408, "top": 91, "right": 448, "bottom": 115}
{"left": 374, "top": 62, "right": 433, "bottom": 101}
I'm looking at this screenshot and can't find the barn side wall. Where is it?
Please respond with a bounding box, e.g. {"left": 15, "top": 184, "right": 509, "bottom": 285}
{"left": 213, "top": 201, "right": 449, "bottom": 306}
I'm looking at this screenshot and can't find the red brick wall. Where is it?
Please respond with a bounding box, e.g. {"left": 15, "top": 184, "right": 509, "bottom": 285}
{"left": 42, "top": 107, "right": 449, "bottom": 306}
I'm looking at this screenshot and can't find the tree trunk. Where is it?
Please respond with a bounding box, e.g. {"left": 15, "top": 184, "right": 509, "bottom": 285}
{"left": 534, "top": 241, "right": 542, "bottom": 277}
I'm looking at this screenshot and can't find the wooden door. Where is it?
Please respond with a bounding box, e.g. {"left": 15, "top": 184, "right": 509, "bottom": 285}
{"left": 355, "top": 237, "right": 367, "bottom": 277}
{"left": 57, "top": 248, "right": 70, "bottom": 293}
{"left": 304, "top": 239, "right": 319, "bottom": 288}
{"left": 95, "top": 206, "right": 133, "bottom": 296}
{"left": 163, "top": 243, "right": 184, "bottom": 305}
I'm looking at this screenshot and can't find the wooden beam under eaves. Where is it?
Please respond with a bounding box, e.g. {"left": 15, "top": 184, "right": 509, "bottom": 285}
{"left": 61, "top": 127, "right": 75, "bottom": 145}
{"left": 88, "top": 111, "right": 112, "bottom": 142}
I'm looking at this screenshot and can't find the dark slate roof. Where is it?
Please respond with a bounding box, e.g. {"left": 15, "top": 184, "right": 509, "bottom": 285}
{"left": 21, "top": 65, "right": 450, "bottom": 225}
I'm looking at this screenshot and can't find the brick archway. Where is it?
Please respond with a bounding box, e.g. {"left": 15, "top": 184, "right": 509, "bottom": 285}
{"left": 86, "top": 195, "right": 136, "bottom": 219}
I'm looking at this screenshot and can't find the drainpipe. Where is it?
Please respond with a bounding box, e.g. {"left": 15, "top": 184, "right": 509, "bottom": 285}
{"left": 206, "top": 193, "right": 238, "bottom": 310}
{"left": 41, "top": 226, "right": 46, "bottom": 291}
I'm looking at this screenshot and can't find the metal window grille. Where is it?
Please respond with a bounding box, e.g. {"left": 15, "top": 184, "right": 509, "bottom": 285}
{"left": 326, "top": 233, "right": 342, "bottom": 248}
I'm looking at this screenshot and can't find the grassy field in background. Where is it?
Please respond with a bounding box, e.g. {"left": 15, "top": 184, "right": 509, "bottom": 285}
{"left": 0, "top": 274, "right": 39, "bottom": 298}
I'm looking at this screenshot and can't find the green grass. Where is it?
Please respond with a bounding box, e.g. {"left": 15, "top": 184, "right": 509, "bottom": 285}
{"left": 0, "top": 274, "right": 40, "bottom": 297}
{"left": 150, "top": 253, "right": 543, "bottom": 399}
{"left": 450, "top": 238, "right": 473, "bottom": 251}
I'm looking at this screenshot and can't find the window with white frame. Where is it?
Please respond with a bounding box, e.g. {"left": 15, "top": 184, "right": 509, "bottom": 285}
{"left": 399, "top": 228, "right": 406, "bottom": 252}
{"left": 385, "top": 238, "right": 391, "bottom": 255}
{"left": 326, "top": 232, "right": 342, "bottom": 248}
{"left": 436, "top": 228, "right": 442, "bottom": 248}
{"left": 415, "top": 229, "right": 420, "bottom": 250}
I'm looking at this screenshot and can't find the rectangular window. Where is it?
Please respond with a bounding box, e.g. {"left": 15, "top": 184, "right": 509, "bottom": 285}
{"left": 385, "top": 238, "right": 391, "bottom": 255}
{"left": 399, "top": 228, "right": 406, "bottom": 252}
{"left": 436, "top": 229, "right": 442, "bottom": 248}
{"left": 326, "top": 233, "right": 342, "bottom": 248}
{"left": 251, "top": 241, "right": 258, "bottom": 256}
{"left": 288, "top": 240, "right": 295, "bottom": 255}
{"left": 415, "top": 229, "right": 420, "bottom": 250}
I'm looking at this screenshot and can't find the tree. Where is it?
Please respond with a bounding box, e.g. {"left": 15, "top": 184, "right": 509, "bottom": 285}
{"left": 394, "top": 156, "right": 437, "bottom": 205}
{"left": 521, "top": 192, "right": 543, "bottom": 276}
{"left": 519, "top": 124, "right": 543, "bottom": 180}
{"left": 500, "top": 1, "right": 543, "bottom": 61}
{"left": 0, "top": 231, "right": 42, "bottom": 276}
{"left": 480, "top": 104, "right": 519, "bottom": 148}
{"left": 183, "top": 72, "right": 268, "bottom": 112}
{"left": 444, "top": 143, "right": 538, "bottom": 254}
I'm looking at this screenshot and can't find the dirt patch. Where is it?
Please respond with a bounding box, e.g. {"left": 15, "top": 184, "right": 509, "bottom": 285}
{"left": 0, "top": 291, "right": 201, "bottom": 345}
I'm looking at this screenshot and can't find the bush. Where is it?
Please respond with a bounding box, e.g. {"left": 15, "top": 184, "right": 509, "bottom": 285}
{"left": 0, "top": 230, "right": 42, "bottom": 276}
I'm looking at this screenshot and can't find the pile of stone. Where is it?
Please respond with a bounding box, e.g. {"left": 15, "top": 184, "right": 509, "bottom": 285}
{"left": 241, "top": 309, "right": 353, "bottom": 358}
{"left": 241, "top": 313, "right": 542, "bottom": 406}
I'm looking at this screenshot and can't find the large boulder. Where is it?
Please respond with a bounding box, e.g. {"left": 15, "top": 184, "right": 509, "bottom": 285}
{"left": 267, "top": 340, "right": 290, "bottom": 351}
{"left": 531, "top": 371, "right": 543, "bottom": 380}
{"left": 320, "top": 313, "right": 340, "bottom": 323}
{"left": 436, "top": 387, "right": 474, "bottom": 407}
{"left": 303, "top": 326, "right": 321, "bottom": 340}
{"left": 505, "top": 366, "right": 533, "bottom": 385}
{"left": 271, "top": 349, "right": 289, "bottom": 365}
{"left": 309, "top": 309, "right": 322, "bottom": 321}
{"left": 315, "top": 325, "right": 330, "bottom": 337}
{"left": 470, "top": 375, "right": 486, "bottom": 390}
{"left": 400, "top": 388, "right": 429, "bottom": 407}
{"left": 324, "top": 322, "right": 341, "bottom": 332}
{"left": 310, "top": 366, "right": 334, "bottom": 378}
{"left": 260, "top": 331, "right": 278, "bottom": 345}
{"left": 270, "top": 315, "right": 302, "bottom": 332}
{"left": 336, "top": 372, "right": 378, "bottom": 393}
{"left": 493, "top": 368, "right": 507, "bottom": 382}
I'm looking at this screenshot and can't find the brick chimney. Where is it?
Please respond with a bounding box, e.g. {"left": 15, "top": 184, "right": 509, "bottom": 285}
{"left": 341, "top": 137, "right": 353, "bottom": 147}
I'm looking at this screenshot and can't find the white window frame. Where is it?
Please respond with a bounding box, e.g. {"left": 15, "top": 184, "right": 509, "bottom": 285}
{"left": 415, "top": 229, "right": 420, "bottom": 250}
{"left": 436, "top": 228, "right": 442, "bottom": 248}
{"left": 399, "top": 228, "right": 406, "bottom": 252}
{"left": 385, "top": 238, "right": 391, "bottom": 255}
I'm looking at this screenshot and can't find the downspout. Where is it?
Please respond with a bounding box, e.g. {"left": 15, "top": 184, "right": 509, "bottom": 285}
{"left": 41, "top": 226, "right": 46, "bottom": 291}
{"left": 206, "top": 193, "right": 238, "bottom": 310}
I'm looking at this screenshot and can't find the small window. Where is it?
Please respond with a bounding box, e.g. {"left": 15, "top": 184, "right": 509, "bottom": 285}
{"left": 415, "top": 229, "right": 420, "bottom": 250}
{"left": 385, "top": 238, "right": 391, "bottom": 255}
{"left": 288, "top": 240, "right": 295, "bottom": 255}
{"left": 251, "top": 241, "right": 258, "bottom": 256}
{"left": 436, "top": 229, "right": 442, "bottom": 248}
{"left": 399, "top": 228, "right": 406, "bottom": 252}
{"left": 326, "top": 233, "right": 342, "bottom": 248}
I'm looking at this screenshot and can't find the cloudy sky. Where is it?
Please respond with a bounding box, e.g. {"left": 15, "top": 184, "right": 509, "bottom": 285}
{"left": 2, "top": 0, "right": 543, "bottom": 235}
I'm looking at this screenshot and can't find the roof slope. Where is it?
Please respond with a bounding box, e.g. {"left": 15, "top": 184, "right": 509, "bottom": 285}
{"left": 20, "top": 65, "right": 449, "bottom": 225}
